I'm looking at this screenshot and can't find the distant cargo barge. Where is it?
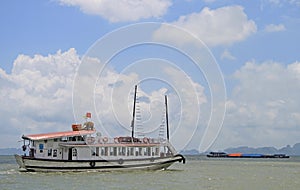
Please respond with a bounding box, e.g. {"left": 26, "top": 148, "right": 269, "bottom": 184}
{"left": 207, "top": 152, "right": 289, "bottom": 158}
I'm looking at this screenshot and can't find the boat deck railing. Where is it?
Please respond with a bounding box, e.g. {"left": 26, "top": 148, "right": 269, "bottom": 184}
{"left": 59, "top": 137, "right": 168, "bottom": 147}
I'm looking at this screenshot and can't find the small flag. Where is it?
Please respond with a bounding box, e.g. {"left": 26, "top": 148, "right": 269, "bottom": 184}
{"left": 86, "top": 112, "right": 91, "bottom": 118}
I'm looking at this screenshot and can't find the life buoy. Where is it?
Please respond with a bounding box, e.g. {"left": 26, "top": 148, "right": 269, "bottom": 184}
{"left": 103, "top": 137, "right": 108, "bottom": 143}
{"left": 118, "top": 158, "right": 124, "bottom": 165}
{"left": 143, "top": 137, "right": 149, "bottom": 144}
{"left": 86, "top": 137, "right": 95, "bottom": 144}
{"left": 90, "top": 161, "right": 95, "bottom": 167}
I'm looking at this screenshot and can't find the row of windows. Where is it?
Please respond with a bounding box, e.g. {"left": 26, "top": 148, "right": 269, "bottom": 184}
{"left": 38, "top": 143, "right": 58, "bottom": 156}
{"left": 34, "top": 147, "right": 58, "bottom": 157}
{"left": 91, "top": 146, "right": 168, "bottom": 157}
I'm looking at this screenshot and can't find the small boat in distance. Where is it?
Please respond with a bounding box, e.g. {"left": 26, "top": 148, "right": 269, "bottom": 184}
{"left": 15, "top": 85, "right": 185, "bottom": 172}
{"left": 207, "top": 152, "right": 289, "bottom": 158}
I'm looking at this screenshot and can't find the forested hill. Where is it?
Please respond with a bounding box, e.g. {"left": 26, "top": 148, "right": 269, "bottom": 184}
{"left": 224, "top": 143, "right": 300, "bottom": 155}
{"left": 180, "top": 143, "right": 300, "bottom": 156}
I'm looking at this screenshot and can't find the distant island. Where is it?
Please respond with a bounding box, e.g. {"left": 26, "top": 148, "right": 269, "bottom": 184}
{"left": 180, "top": 143, "right": 300, "bottom": 156}
{"left": 2, "top": 143, "right": 300, "bottom": 156}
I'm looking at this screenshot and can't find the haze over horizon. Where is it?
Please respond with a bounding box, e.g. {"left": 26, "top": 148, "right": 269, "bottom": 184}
{"left": 0, "top": 0, "right": 299, "bottom": 151}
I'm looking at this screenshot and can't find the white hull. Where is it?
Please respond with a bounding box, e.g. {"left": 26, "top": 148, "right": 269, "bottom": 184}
{"left": 15, "top": 154, "right": 185, "bottom": 172}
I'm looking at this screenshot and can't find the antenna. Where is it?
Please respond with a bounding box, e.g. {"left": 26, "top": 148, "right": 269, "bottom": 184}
{"left": 131, "top": 85, "right": 138, "bottom": 138}
{"left": 165, "top": 95, "right": 170, "bottom": 141}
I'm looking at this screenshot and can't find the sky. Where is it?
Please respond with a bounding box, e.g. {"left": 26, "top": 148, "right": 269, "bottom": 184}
{"left": 0, "top": 0, "right": 299, "bottom": 152}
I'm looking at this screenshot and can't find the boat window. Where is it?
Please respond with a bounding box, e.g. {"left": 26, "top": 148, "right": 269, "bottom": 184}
{"left": 160, "top": 146, "right": 165, "bottom": 157}
{"left": 96, "top": 147, "right": 99, "bottom": 156}
{"left": 109, "top": 147, "right": 117, "bottom": 156}
{"left": 121, "top": 147, "right": 126, "bottom": 156}
{"left": 39, "top": 144, "right": 44, "bottom": 153}
{"left": 53, "top": 138, "right": 58, "bottom": 142}
{"left": 53, "top": 149, "right": 57, "bottom": 157}
{"left": 109, "top": 147, "right": 112, "bottom": 156}
{"left": 48, "top": 149, "right": 52, "bottom": 156}
{"left": 117, "top": 147, "right": 126, "bottom": 156}
{"left": 113, "top": 147, "right": 117, "bottom": 156}
{"left": 29, "top": 148, "right": 34, "bottom": 157}
{"left": 39, "top": 143, "right": 43, "bottom": 149}
{"left": 100, "top": 147, "right": 104, "bottom": 156}
{"left": 155, "top": 147, "right": 159, "bottom": 156}
{"left": 129, "top": 147, "right": 133, "bottom": 156}
{"left": 147, "top": 147, "right": 151, "bottom": 156}
{"left": 118, "top": 147, "right": 122, "bottom": 156}
{"left": 72, "top": 149, "right": 77, "bottom": 157}
{"left": 91, "top": 148, "right": 98, "bottom": 156}
{"left": 104, "top": 147, "right": 108, "bottom": 156}
{"left": 91, "top": 147, "right": 95, "bottom": 156}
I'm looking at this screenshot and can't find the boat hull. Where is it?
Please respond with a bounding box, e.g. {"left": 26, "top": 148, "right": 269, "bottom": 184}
{"left": 15, "top": 154, "right": 185, "bottom": 172}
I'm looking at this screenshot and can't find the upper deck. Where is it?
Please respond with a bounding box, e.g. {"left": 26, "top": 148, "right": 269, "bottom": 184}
{"left": 22, "top": 130, "right": 96, "bottom": 141}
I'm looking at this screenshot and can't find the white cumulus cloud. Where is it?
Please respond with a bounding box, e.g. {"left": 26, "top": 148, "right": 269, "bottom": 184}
{"left": 153, "top": 5, "right": 257, "bottom": 47}
{"left": 0, "top": 49, "right": 80, "bottom": 147}
{"left": 213, "top": 60, "right": 300, "bottom": 149}
{"left": 0, "top": 48, "right": 208, "bottom": 151}
{"left": 221, "top": 49, "right": 236, "bottom": 60}
{"left": 264, "top": 24, "right": 286, "bottom": 32}
{"left": 267, "top": 0, "right": 300, "bottom": 6}
{"left": 57, "top": 0, "right": 172, "bottom": 22}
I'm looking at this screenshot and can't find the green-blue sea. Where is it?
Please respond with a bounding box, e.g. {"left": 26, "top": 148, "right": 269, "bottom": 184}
{"left": 0, "top": 155, "right": 299, "bottom": 190}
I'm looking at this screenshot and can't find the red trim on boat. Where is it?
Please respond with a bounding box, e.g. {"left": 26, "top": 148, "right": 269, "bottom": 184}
{"left": 22, "top": 130, "right": 95, "bottom": 140}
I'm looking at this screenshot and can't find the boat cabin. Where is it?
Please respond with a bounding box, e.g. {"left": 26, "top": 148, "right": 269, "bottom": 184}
{"left": 21, "top": 122, "right": 175, "bottom": 161}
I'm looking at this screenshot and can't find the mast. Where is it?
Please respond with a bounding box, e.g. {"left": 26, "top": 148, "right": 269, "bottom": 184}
{"left": 165, "top": 95, "right": 170, "bottom": 141}
{"left": 131, "top": 85, "right": 138, "bottom": 138}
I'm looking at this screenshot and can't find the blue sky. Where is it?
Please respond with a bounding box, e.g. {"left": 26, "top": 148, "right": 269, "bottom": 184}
{"left": 0, "top": 0, "right": 299, "bottom": 151}
{"left": 1, "top": 0, "right": 298, "bottom": 72}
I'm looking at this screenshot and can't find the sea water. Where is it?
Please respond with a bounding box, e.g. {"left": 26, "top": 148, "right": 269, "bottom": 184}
{"left": 0, "top": 155, "right": 299, "bottom": 190}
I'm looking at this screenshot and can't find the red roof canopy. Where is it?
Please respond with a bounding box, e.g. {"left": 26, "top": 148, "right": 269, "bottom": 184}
{"left": 22, "top": 130, "right": 95, "bottom": 141}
